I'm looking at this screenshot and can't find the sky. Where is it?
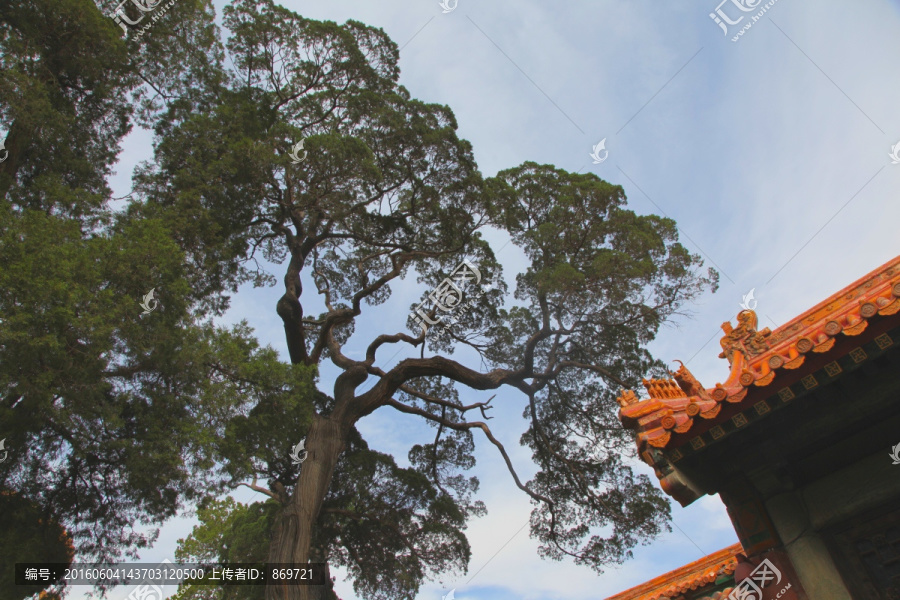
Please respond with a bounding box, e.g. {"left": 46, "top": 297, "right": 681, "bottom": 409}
{"left": 84, "top": 0, "right": 900, "bottom": 599}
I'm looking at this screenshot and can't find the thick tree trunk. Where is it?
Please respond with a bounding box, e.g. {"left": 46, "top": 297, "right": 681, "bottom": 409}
{"left": 308, "top": 533, "right": 334, "bottom": 600}
{"left": 265, "top": 414, "right": 346, "bottom": 600}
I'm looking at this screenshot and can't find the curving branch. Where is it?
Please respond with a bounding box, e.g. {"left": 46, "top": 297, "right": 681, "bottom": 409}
{"left": 276, "top": 251, "right": 309, "bottom": 364}
{"left": 383, "top": 398, "right": 554, "bottom": 509}
{"left": 232, "top": 476, "right": 282, "bottom": 503}
{"left": 347, "top": 355, "right": 523, "bottom": 422}
{"left": 524, "top": 390, "right": 622, "bottom": 524}
{"left": 430, "top": 405, "right": 450, "bottom": 497}
{"left": 520, "top": 292, "right": 553, "bottom": 373}
{"left": 396, "top": 383, "right": 495, "bottom": 419}
{"left": 311, "top": 248, "right": 336, "bottom": 312}
{"left": 304, "top": 237, "right": 479, "bottom": 367}
{"left": 365, "top": 331, "right": 424, "bottom": 365}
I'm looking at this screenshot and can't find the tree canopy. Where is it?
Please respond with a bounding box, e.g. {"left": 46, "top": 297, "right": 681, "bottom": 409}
{"left": 0, "top": 0, "right": 313, "bottom": 582}
{"left": 0, "top": 1, "right": 718, "bottom": 600}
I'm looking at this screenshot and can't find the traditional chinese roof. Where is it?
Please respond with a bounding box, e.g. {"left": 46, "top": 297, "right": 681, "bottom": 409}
{"left": 617, "top": 255, "right": 900, "bottom": 464}
{"left": 605, "top": 543, "right": 741, "bottom": 600}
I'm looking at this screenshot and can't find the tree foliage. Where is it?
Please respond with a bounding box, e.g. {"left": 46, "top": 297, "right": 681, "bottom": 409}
{"left": 127, "top": 2, "right": 717, "bottom": 599}
{"left": 171, "top": 496, "right": 280, "bottom": 600}
{"left": 1, "top": 0, "right": 719, "bottom": 599}
{"left": 0, "top": 0, "right": 313, "bottom": 572}
{"left": 0, "top": 492, "right": 73, "bottom": 600}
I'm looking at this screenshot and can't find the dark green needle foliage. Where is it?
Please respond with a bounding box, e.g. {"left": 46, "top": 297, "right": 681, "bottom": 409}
{"left": 0, "top": 492, "right": 73, "bottom": 600}
{"left": 174, "top": 424, "right": 482, "bottom": 600}
{"left": 319, "top": 427, "right": 484, "bottom": 600}
{"left": 0, "top": 0, "right": 313, "bottom": 593}
{"left": 485, "top": 162, "right": 714, "bottom": 566}
{"left": 171, "top": 496, "right": 281, "bottom": 600}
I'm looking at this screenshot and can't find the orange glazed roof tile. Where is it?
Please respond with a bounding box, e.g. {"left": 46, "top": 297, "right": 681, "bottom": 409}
{"left": 617, "top": 254, "right": 900, "bottom": 459}
{"left": 605, "top": 543, "right": 741, "bottom": 600}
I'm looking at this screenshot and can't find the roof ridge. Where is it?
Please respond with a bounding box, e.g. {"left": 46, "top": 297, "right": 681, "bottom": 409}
{"left": 604, "top": 543, "right": 742, "bottom": 600}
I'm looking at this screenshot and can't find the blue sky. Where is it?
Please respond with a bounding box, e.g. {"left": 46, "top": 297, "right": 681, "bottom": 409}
{"left": 88, "top": 1, "right": 900, "bottom": 599}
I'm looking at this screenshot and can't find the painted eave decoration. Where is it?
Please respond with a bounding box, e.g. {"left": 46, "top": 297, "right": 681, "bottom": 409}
{"left": 618, "top": 255, "right": 900, "bottom": 475}
{"left": 604, "top": 543, "right": 741, "bottom": 600}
